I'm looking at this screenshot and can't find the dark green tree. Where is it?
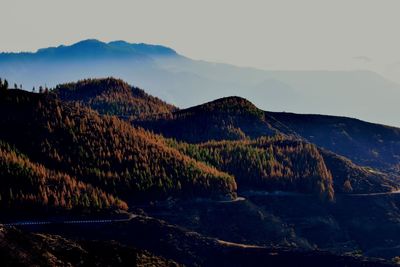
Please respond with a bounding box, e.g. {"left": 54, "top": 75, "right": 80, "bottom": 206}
{"left": 0, "top": 78, "right": 8, "bottom": 92}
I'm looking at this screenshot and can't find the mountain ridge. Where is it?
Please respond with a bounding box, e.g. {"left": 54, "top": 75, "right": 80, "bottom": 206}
{"left": 1, "top": 39, "right": 178, "bottom": 59}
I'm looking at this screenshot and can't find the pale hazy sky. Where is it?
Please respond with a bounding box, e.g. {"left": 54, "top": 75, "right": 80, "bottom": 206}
{"left": 2, "top": 0, "right": 400, "bottom": 83}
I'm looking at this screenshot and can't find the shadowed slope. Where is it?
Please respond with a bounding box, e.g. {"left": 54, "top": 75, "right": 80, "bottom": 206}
{"left": 267, "top": 111, "right": 400, "bottom": 172}
{"left": 135, "top": 95, "right": 399, "bottom": 194}
{"left": 136, "top": 96, "right": 284, "bottom": 143}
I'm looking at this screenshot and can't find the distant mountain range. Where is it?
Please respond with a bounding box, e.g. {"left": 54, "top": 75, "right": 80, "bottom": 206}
{"left": 1, "top": 39, "right": 400, "bottom": 127}
{"left": 0, "top": 39, "right": 176, "bottom": 60}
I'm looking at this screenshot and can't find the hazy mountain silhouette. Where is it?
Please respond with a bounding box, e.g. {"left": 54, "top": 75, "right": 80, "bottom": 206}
{"left": 1, "top": 39, "right": 400, "bottom": 127}
{"left": 0, "top": 39, "right": 176, "bottom": 61}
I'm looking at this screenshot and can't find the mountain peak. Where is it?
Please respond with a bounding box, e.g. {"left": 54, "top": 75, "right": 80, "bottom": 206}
{"left": 107, "top": 40, "right": 131, "bottom": 47}
{"left": 49, "top": 39, "right": 176, "bottom": 56}
{"left": 1, "top": 39, "right": 177, "bottom": 60}
{"left": 36, "top": 39, "right": 107, "bottom": 54}
{"left": 54, "top": 77, "right": 131, "bottom": 99}
{"left": 69, "top": 39, "right": 106, "bottom": 48}
{"left": 210, "top": 96, "right": 255, "bottom": 106}
{"left": 53, "top": 77, "right": 176, "bottom": 117}
{"left": 187, "top": 96, "right": 263, "bottom": 118}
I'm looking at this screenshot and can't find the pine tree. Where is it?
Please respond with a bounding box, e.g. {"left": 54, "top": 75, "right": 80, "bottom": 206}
{"left": 0, "top": 78, "right": 8, "bottom": 92}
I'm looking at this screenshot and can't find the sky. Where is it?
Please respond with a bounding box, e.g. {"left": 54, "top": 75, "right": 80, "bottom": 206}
{"left": 2, "top": 0, "right": 400, "bottom": 83}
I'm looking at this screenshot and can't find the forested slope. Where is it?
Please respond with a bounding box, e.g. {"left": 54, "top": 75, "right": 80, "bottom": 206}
{"left": 0, "top": 89, "right": 236, "bottom": 203}
{"left": 53, "top": 77, "right": 176, "bottom": 119}
{"left": 0, "top": 141, "right": 127, "bottom": 213}
{"left": 135, "top": 96, "right": 285, "bottom": 143}
{"left": 169, "top": 136, "right": 335, "bottom": 200}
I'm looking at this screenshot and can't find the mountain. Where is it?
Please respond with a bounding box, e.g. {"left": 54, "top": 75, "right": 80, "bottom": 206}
{"left": 137, "top": 96, "right": 400, "bottom": 172}
{"left": 47, "top": 79, "right": 399, "bottom": 195}
{"left": 0, "top": 87, "right": 342, "bottom": 202}
{"left": 2, "top": 39, "right": 400, "bottom": 126}
{"left": 136, "top": 97, "right": 282, "bottom": 143}
{"left": 3, "top": 78, "right": 394, "bottom": 204}
{"left": 0, "top": 89, "right": 237, "bottom": 204}
{"left": 0, "top": 39, "right": 177, "bottom": 61}
{"left": 52, "top": 84, "right": 387, "bottom": 199}
{"left": 135, "top": 96, "right": 400, "bottom": 193}
{"left": 267, "top": 111, "right": 400, "bottom": 172}
{"left": 53, "top": 77, "right": 176, "bottom": 119}
{"left": 1, "top": 76, "right": 400, "bottom": 265}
